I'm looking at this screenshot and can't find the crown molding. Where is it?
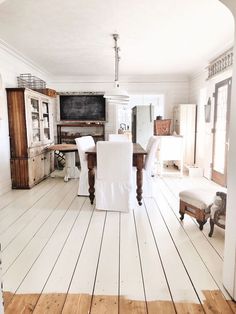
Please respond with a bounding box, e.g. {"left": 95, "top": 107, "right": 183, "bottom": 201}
{"left": 49, "top": 73, "right": 189, "bottom": 85}
{"left": 0, "top": 38, "right": 50, "bottom": 76}
{"left": 189, "top": 68, "right": 208, "bottom": 81}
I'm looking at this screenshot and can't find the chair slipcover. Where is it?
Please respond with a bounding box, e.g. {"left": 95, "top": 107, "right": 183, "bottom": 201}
{"left": 95, "top": 141, "right": 133, "bottom": 212}
{"left": 143, "top": 136, "right": 160, "bottom": 197}
{"left": 108, "top": 134, "right": 130, "bottom": 142}
{"left": 75, "top": 136, "right": 95, "bottom": 196}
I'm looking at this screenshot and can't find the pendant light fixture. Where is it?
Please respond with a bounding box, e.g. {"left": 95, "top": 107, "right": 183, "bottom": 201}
{"left": 104, "top": 34, "right": 129, "bottom": 104}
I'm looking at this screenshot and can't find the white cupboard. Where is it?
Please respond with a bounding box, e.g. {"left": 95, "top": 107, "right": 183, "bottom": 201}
{"left": 173, "top": 104, "right": 196, "bottom": 167}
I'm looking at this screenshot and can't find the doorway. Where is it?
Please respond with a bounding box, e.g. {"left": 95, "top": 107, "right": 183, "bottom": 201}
{"left": 212, "top": 77, "right": 232, "bottom": 187}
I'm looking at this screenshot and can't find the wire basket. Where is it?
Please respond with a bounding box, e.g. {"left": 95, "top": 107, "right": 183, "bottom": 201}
{"left": 17, "top": 73, "right": 46, "bottom": 90}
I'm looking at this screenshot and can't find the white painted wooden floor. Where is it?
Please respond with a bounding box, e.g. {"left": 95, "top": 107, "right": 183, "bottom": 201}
{"left": 0, "top": 175, "right": 232, "bottom": 313}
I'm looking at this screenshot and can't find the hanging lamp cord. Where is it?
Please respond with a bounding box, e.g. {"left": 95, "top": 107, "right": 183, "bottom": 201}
{"left": 113, "top": 34, "right": 120, "bottom": 86}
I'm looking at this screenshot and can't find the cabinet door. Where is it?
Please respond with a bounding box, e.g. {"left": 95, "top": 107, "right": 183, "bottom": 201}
{"left": 41, "top": 98, "right": 54, "bottom": 144}
{"left": 26, "top": 95, "right": 42, "bottom": 147}
{"left": 26, "top": 92, "right": 54, "bottom": 147}
{"left": 28, "top": 154, "right": 45, "bottom": 186}
{"left": 44, "top": 151, "right": 54, "bottom": 176}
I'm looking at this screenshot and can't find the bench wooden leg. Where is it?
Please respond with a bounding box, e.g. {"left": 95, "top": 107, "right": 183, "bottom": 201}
{"left": 179, "top": 199, "right": 209, "bottom": 230}
{"left": 179, "top": 200, "right": 186, "bottom": 221}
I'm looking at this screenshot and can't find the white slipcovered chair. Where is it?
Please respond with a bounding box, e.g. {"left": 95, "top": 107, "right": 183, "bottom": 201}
{"left": 108, "top": 134, "right": 130, "bottom": 142}
{"left": 95, "top": 141, "right": 134, "bottom": 212}
{"left": 75, "top": 136, "right": 95, "bottom": 196}
{"left": 143, "top": 136, "right": 160, "bottom": 197}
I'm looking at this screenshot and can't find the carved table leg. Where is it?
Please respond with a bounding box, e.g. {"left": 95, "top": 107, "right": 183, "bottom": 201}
{"left": 135, "top": 155, "right": 144, "bottom": 206}
{"left": 87, "top": 154, "right": 95, "bottom": 205}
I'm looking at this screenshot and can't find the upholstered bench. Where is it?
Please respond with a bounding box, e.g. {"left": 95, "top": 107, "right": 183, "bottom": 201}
{"left": 179, "top": 188, "right": 216, "bottom": 230}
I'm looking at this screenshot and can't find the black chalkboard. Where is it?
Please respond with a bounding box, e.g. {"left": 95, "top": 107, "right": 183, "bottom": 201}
{"left": 59, "top": 95, "right": 106, "bottom": 121}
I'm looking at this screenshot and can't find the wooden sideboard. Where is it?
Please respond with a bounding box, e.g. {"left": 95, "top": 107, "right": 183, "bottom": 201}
{"left": 57, "top": 122, "right": 105, "bottom": 144}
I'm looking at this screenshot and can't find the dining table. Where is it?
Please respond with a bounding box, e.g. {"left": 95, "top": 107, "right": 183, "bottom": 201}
{"left": 86, "top": 143, "right": 147, "bottom": 206}
{"left": 47, "top": 143, "right": 80, "bottom": 182}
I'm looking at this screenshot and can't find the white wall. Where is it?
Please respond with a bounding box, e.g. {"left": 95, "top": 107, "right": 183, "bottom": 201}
{"left": 189, "top": 68, "right": 232, "bottom": 178}
{"left": 49, "top": 75, "right": 190, "bottom": 120}
{"left": 0, "top": 42, "right": 50, "bottom": 195}
{"left": 220, "top": 0, "right": 236, "bottom": 299}
{"left": 0, "top": 47, "right": 190, "bottom": 195}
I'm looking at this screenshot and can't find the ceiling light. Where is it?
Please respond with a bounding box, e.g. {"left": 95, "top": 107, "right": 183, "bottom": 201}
{"left": 104, "top": 34, "right": 129, "bottom": 104}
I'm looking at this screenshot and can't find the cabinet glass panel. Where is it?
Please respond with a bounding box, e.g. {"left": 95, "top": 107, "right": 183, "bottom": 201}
{"left": 30, "top": 98, "right": 41, "bottom": 142}
{"left": 42, "top": 101, "right": 50, "bottom": 140}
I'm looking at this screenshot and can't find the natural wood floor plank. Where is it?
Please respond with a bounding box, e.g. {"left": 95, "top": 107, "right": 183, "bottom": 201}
{"left": 3, "top": 292, "right": 13, "bottom": 310}
{"left": 228, "top": 300, "right": 236, "bottom": 313}
{"left": 5, "top": 293, "right": 39, "bottom": 314}
{"left": 175, "top": 302, "right": 204, "bottom": 313}
{"left": 3, "top": 292, "right": 235, "bottom": 314}
{"left": 147, "top": 301, "right": 177, "bottom": 314}
{"left": 62, "top": 294, "right": 91, "bottom": 314}
{"left": 203, "top": 290, "right": 233, "bottom": 314}
{"left": 91, "top": 295, "right": 118, "bottom": 314}
{"left": 32, "top": 293, "right": 66, "bottom": 314}
{"left": 119, "top": 297, "right": 147, "bottom": 314}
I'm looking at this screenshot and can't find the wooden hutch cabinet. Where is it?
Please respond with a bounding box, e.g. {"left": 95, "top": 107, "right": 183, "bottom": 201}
{"left": 7, "top": 88, "right": 54, "bottom": 188}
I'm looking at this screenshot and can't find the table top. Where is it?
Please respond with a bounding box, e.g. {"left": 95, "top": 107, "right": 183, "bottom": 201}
{"left": 47, "top": 144, "right": 77, "bottom": 152}
{"left": 86, "top": 143, "right": 147, "bottom": 155}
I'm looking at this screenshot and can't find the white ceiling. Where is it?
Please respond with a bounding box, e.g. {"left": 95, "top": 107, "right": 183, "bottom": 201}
{"left": 0, "top": 0, "right": 234, "bottom": 76}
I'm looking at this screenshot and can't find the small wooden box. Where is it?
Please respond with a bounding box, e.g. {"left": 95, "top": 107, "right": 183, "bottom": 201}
{"left": 154, "top": 119, "right": 171, "bottom": 135}
{"left": 37, "top": 88, "right": 57, "bottom": 98}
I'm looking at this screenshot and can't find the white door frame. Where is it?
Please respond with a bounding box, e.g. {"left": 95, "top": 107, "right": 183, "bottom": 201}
{"left": 220, "top": 0, "right": 236, "bottom": 300}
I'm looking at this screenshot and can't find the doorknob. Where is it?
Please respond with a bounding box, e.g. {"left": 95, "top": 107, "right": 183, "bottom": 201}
{"left": 226, "top": 141, "right": 230, "bottom": 150}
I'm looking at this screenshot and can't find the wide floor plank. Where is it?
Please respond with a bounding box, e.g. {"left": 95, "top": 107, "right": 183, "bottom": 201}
{"left": 119, "top": 210, "right": 147, "bottom": 314}
{"left": 156, "top": 177, "right": 229, "bottom": 298}
{"left": 133, "top": 203, "right": 175, "bottom": 314}
{"left": 90, "top": 212, "right": 120, "bottom": 314}
{"left": 0, "top": 176, "right": 233, "bottom": 314}
{"left": 62, "top": 210, "right": 106, "bottom": 313}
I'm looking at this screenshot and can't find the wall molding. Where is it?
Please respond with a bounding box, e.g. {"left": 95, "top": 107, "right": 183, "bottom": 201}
{"left": 0, "top": 38, "right": 49, "bottom": 77}
{"left": 49, "top": 74, "right": 189, "bottom": 85}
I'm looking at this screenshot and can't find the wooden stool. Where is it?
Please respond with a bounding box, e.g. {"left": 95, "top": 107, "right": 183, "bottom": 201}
{"left": 179, "top": 189, "right": 216, "bottom": 230}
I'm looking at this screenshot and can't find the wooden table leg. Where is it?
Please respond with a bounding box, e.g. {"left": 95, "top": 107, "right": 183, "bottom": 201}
{"left": 135, "top": 155, "right": 144, "bottom": 206}
{"left": 87, "top": 154, "right": 95, "bottom": 205}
